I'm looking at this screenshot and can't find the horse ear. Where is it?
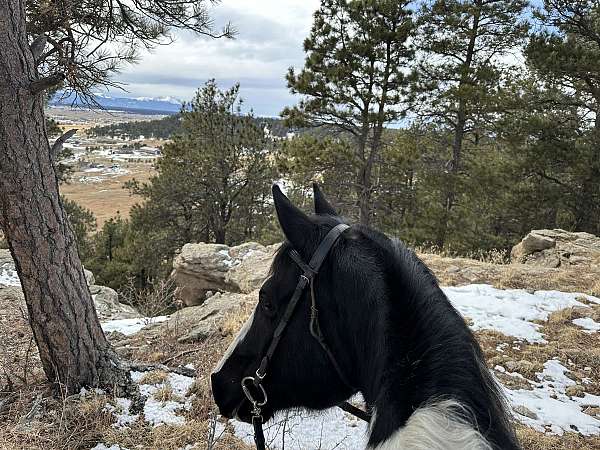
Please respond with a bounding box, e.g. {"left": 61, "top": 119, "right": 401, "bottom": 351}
{"left": 273, "top": 184, "right": 317, "bottom": 250}
{"left": 313, "top": 182, "right": 338, "bottom": 216}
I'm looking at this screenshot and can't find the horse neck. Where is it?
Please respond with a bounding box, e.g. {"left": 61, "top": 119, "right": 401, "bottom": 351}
{"left": 358, "top": 272, "right": 518, "bottom": 450}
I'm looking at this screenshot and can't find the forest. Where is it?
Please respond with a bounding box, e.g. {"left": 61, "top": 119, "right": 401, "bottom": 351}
{"left": 74, "top": 0, "right": 600, "bottom": 295}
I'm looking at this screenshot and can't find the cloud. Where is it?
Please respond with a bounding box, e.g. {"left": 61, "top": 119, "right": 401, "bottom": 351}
{"left": 110, "top": 0, "right": 319, "bottom": 117}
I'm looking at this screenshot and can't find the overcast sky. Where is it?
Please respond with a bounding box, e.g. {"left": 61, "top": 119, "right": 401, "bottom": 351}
{"left": 110, "top": 0, "right": 320, "bottom": 117}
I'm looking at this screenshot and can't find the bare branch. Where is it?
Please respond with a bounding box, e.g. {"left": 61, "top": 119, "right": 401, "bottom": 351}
{"left": 29, "top": 73, "right": 65, "bottom": 94}
{"left": 50, "top": 129, "right": 77, "bottom": 161}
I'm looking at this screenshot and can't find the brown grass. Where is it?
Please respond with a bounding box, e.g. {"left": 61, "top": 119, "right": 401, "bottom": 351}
{"left": 516, "top": 425, "right": 600, "bottom": 450}
{"left": 60, "top": 164, "right": 154, "bottom": 227}
{"left": 3, "top": 251, "right": 600, "bottom": 448}
{"left": 138, "top": 370, "right": 169, "bottom": 385}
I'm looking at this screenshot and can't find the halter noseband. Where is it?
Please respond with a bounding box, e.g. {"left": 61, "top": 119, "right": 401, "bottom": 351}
{"left": 240, "top": 223, "right": 371, "bottom": 450}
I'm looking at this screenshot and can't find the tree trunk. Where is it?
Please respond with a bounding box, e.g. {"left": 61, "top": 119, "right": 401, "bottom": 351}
{"left": 0, "top": 0, "right": 131, "bottom": 395}
{"left": 436, "top": 1, "right": 482, "bottom": 248}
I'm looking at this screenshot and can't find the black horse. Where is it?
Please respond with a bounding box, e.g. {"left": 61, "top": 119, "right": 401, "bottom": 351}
{"left": 211, "top": 184, "right": 521, "bottom": 450}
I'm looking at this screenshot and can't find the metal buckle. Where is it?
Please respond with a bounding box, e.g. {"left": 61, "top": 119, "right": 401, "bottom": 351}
{"left": 300, "top": 274, "right": 310, "bottom": 284}
{"left": 241, "top": 376, "right": 268, "bottom": 408}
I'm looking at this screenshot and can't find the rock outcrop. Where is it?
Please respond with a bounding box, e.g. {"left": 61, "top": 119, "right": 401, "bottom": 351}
{"left": 89, "top": 284, "right": 139, "bottom": 321}
{"left": 171, "top": 291, "right": 257, "bottom": 343}
{"left": 511, "top": 229, "right": 600, "bottom": 268}
{"left": 172, "top": 242, "right": 279, "bottom": 306}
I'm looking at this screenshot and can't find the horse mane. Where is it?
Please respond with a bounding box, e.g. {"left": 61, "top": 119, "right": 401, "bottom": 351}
{"left": 364, "top": 234, "right": 520, "bottom": 450}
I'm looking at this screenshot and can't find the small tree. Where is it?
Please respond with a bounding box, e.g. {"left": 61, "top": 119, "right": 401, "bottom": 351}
{"left": 127, "top": 80, "right": 275, "bottom": 250}
{"left": 283, "top": 0, "right": 414, "bottom": 225}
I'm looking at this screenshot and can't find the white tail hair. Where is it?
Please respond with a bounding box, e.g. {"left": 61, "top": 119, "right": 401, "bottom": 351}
{"left": 369, "top": 399, "right": 493, "bottom": 450}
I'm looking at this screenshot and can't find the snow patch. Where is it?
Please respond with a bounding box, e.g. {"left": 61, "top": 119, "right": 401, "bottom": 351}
{"left": 91, "top": 445, "right": 129, "bottom": 450}
{"left": 127, "top": 371, "right": 196, "bottom": 427}
{"left": 573, "top": 317, "right": 600, "bottom": 333}
{"left": 0, "top": 265, "right": 20, "bottom": 287}
{"left": 505, "top": 359, "right": 600, "bottom": 435}
{"left": 101, "top": 316, "right": 168, "bottom": 336}
{"left": 442, "top": 284, "right": 599, "bottom": 342}
{"left": 229, "top": 400, "right": 368, "bottom": 449}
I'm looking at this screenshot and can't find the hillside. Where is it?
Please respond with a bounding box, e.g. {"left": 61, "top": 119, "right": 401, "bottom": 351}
{"left": 1, "top": 231, "right": 600, "bottom": 449}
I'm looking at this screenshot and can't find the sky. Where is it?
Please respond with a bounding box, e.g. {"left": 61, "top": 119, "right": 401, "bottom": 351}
{"left": 110, "top": 0, "right": 321, "bottom": 117}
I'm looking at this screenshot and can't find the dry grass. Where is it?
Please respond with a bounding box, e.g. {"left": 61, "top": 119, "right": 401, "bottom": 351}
{"left": 138, "top": 370, "right": 169, "bottom": 385}
{"left": 516, "top": 425, "right": 600, "bottom": 450}
{"left": 60, "top": 163, "right": 154, "bottom": 227}
{"left": 2, "top": 252, "right": 600, "bottom": 448}
{"left": 220, "top": 302, "right": 255, "bottom": 337}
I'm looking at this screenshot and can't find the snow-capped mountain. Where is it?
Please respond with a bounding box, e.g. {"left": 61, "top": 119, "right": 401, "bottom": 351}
{"left": 50, "top": 92, "right": 183, "bottom": 114}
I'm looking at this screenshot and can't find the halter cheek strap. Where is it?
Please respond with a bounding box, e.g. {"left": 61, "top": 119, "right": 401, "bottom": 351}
{"left": 240, "top": 224, "right": 371, "bottom": 450}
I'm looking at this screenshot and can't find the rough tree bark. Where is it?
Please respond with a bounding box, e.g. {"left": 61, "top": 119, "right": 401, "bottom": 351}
{"left": 0, "top": 0, "right": 132, "bottom": 395}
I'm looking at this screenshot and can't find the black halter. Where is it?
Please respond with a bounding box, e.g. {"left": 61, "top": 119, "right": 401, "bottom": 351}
{"left": 240, "top": 223, "right": 371, "bottom": 450}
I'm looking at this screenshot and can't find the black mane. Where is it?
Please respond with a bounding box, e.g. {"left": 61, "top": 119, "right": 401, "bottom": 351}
{"left": 361, "top": 231, "right": 520, "bottom": 449}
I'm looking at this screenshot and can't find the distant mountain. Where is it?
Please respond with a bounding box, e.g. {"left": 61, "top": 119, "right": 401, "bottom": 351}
{"left": 50, "top": 92, "right": 183, "bottom": 115}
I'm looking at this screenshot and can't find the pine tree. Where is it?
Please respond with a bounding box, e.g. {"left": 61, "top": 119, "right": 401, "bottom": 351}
{"left": 0, "top": 0, "right": 231, "bottom": 395}
{"left": 283, "top": 0, "right": 414, "bottom": 225}
{"left": 413, "top": 0, "right": 529, "bottom": 247}
{"left": 126, "top": 80, "right": 275, "bottom": 274}
{"left": 525, "top": 0, "right": 600, "bottom": 233}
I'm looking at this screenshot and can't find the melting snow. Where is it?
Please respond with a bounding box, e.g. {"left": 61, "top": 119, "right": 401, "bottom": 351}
{"left": 442, "top": 284, "right": 599, "bottom": 342}
{"left": 101, "top": 316, "right": 169, "bottom": 336}
{"left": 505, "top": 360, "right": 600, "bottom": 435}
{"left": 128, "top": 371, "right": 196, "bottom": 427}
{"left": 230, "top": 406, "right": 368, "bottom": 450}
{"left": 0, "top": 265, "right": 20, "bottom": 287}
{"left": 573, "top": 317, "right": 600, "bottom": 333}
{"left": 91, "top": 445, "right": 129, "bottom": 450}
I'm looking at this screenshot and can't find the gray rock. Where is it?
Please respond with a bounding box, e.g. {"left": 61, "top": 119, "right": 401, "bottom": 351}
{"left": 513, "top": 405, "right": 538, "bottom": 420}
{"left": 511, "top": 229, "right": 600, "bottom": 268}
{"left": 171, "top": 243, "right": 240, "bottom": 306}
{"left": 174, "top": 290, "right": 257, "bottom": 343}
{"left": 84, "top": 268, "right": 95, "bottom": 286}
{"left": 171, "top": 242, "right": 279, "bottom": 306}
{"left": 90, "top": 284, "right": 139, "bottom": 320}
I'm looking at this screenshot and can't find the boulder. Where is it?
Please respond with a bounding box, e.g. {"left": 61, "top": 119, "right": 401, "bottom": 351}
{"left": 511, "top": 229, "right": 600, "bottom": 268}
{"left": 172, "top": 241, "right": 279, "bottom": 306}
{"left": 171, "top": 290, "right": 258, "bottom": 343}
{"left": 171, "top": 243, "right": 240, "bottom": 306}
{"left": 89, "top": 284, "right": 140, "bottom": 321}
{"left": 226, "top": 243, "right": 279, "bottom": 293}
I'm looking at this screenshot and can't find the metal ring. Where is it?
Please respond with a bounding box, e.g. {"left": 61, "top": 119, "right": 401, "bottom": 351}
{"left": 241, "top": 376, "right": 268, "bottom": 407}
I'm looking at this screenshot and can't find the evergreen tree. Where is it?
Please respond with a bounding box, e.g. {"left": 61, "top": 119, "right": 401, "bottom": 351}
{"left": 413, "top": 0, "right": 529, "bottom": 247}
{"left": 117, "top": 81, "right": 276, "bottom": 290}
{"left": 283, "top": 0, "right": 414, "bottom": 225}
{"left": 0, "top": 0, "right": 231, "bottom": 395}
{"left": 524, "top": 0, "right": 600, "bottom": 233}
